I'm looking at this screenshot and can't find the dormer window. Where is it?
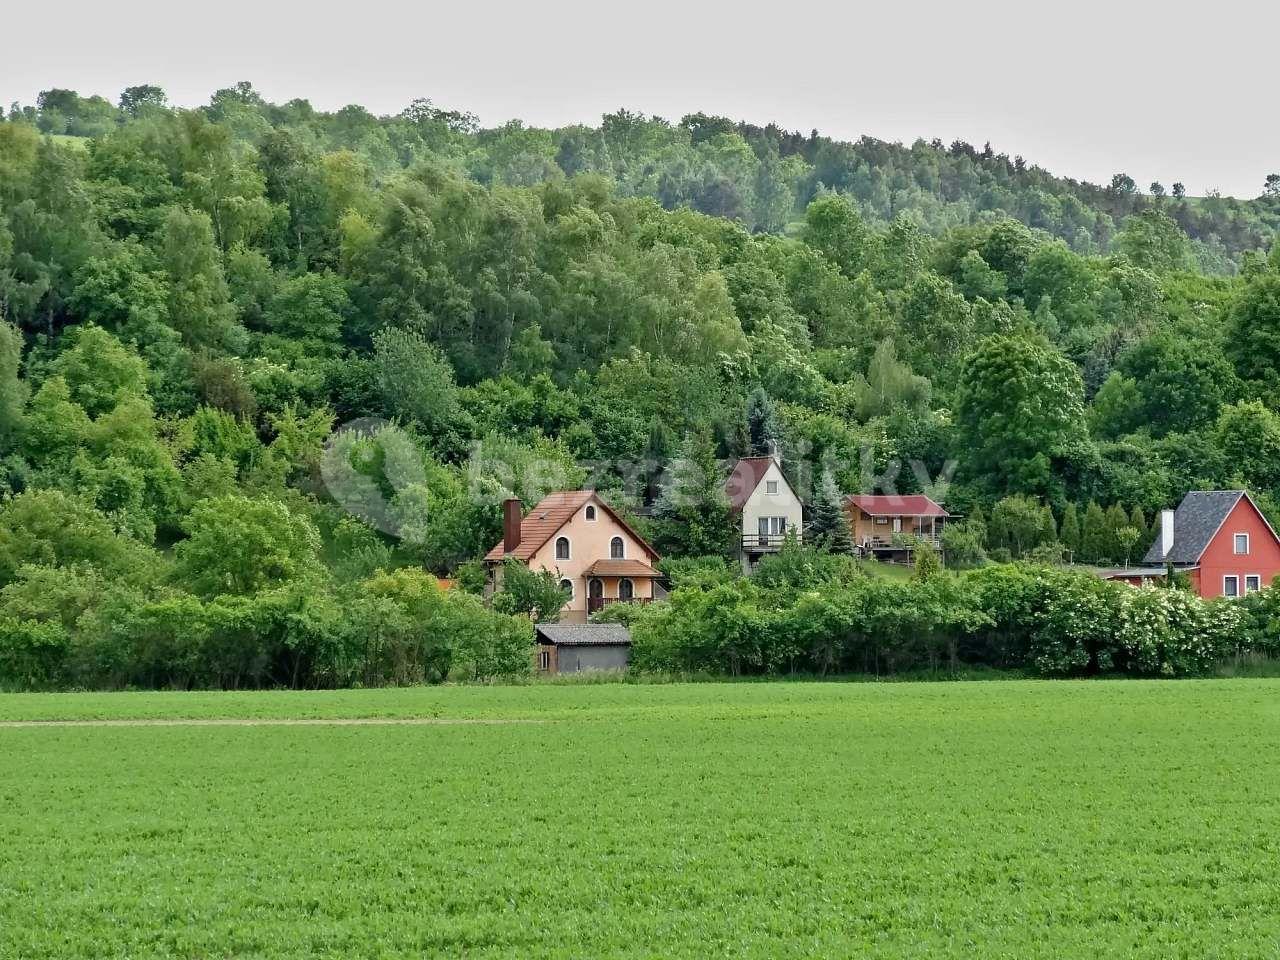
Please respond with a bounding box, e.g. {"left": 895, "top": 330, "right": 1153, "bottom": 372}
{"left": 555, "top": 536, "right": 570, "bottom": 560}
{"left": 610, "top": 536, "right": 625, "bottom": 559}
{"left": 766, "top": 480, "right": 778, "bottom": 495}
{"left": 585, "top": 505, "right": 596, "bottom": 521}
{"left": 1235, "top": 533, "right": 1250, "bottom": 555}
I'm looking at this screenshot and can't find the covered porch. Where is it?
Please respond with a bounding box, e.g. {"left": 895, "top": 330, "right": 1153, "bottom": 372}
{"left": 582, "top": 559, "right": 661, "bottom": 614}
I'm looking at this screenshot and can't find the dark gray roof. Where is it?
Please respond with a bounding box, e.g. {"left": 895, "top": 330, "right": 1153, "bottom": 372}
{"left": 1142, "top": 491, "right": 1246, "bottom": 565}
{"left": 534, "top": 623, "right": 631, "bottom": 646}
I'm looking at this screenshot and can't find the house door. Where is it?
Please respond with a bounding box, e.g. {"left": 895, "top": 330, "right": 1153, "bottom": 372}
{"left": 588, "top": 578, "right": 604, "bottom": 613}
{"left": 619, "top": 578, "right": 634, "bottom": 600}
{"left": 758, "top": 516, "right": 770, "bottom": 546}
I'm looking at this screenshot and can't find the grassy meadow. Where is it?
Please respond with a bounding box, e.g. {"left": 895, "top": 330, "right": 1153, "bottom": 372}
{"left": 3, "top": 680, "right": 1280, "bottom": 957}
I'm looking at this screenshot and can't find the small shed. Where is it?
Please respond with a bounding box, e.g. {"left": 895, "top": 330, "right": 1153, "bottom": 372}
{"left": 534, "top": 623, "right": 631, "bottom": 675}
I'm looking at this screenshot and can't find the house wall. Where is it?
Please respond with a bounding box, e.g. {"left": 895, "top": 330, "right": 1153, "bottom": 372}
{"left": 555, "top": 644, "right": 630, "bottom": 673}
{"left": 527, "top": 500, "right": 656, "bottom": 616}
{"left": 1196, "top": 498, "right": 1280, "bottom": 598}
{"left": 739, "top": 460, "right": 804, "bottom": 542}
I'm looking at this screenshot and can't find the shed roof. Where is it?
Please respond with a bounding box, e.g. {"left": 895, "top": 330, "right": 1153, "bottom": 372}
{"left": 534, "top": 623, "right": 632, "bottom": 646}
{"left": 1141, "top": 490, "right": 1275, "bottom": 565}
{"left": 583, "top": 559, "right": 661, "bottom": 578}
{"left": 845, "top": 494, "right": 949, "bottom": 518}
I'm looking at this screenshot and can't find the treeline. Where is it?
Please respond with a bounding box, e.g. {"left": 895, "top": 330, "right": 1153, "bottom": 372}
{"left": 8, "top": 83, "right": 1280, "bottom": 266}
{"left": 619, "top": 543, "right": 1274, "bottom": 678}
{"left": 946, "top": 496, "right": 1156, "bottom": 566}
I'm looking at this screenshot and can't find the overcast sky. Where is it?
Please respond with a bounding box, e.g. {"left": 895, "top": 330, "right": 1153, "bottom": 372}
{"left": 3, "top": 0, "right": 1275, "bottom": 198}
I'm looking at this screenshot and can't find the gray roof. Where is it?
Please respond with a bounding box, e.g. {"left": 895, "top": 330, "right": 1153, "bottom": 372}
{"left": 1097, "top": 566, "right": 1176, "bottom": 579}
{"left": 534, "top": 623, "right": 631, "bottom": 646}
{"left": 1142, "top": 491, "right": 1247, "bottom": 565}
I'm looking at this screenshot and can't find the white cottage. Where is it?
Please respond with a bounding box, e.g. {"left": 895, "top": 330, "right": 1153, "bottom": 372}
{"left": 725, "top": 446, "right": 804, "bottom": 571}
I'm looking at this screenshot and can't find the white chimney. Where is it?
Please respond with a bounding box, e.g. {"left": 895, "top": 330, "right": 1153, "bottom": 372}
{"left": 765, "top": 439, "right": 782, "bottom": 468}
{"left": 1160, "top": 509, "right": 1175, "bottom": 559}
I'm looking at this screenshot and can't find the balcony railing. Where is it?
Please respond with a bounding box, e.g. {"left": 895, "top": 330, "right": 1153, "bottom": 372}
{"left": 587, "top": 596, "right": 654, "bottom": 614}
{"left": 863, "top": 534, "right": 942, "bottom": 550}
{"left": 742, "top": 534, "right": 795, "bottom": 552}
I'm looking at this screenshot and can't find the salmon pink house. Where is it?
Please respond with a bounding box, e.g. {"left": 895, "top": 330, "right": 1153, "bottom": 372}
{"left": 1134, "top": 490, "right": 1280, "bottom": 598}
{"left": 485, "top": 492, "right": 662, "bottom": 623}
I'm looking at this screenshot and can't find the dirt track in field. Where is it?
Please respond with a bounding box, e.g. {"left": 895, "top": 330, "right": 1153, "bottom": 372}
{"left": 0, "top": 717, "right": 542, "bottom": 728}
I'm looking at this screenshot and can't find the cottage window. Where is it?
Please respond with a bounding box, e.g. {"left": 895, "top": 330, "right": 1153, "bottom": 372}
{"left": 610, "top": 536, "right": 625, "bottom": 559}
{"left": 766, "top": 480, "right": 779, "bottom": 495}
{"left": 874, "top": 516, "right": 889, "bottom": 525}
{"left": 585, "top": 505, "right": 596, "bottom": 521}
{"left": 559, "top": 578, "right": 573, "bottom": 598}
{"left": 1223, "top": 575, "right": 1239, "bottom": 598}
{"left": 555, "top": 536, "right": 570, "bottom": 560}
{"left": 1246, "top": 575, "right": 1262, "bottom": 593}
{"left": 1234, "top": 533, "right": 1250, "bottom": 555}
{"left": 539, "top": 649, "right": 550, "bottom": 671}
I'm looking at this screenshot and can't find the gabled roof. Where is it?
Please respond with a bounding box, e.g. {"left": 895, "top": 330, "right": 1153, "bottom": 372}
{"left": 484, "top": 491, "right": 659, "bottom": 563}
{"left": 535, "top": 623, "right": 631, "bottom": 646}
{"left": 845, "top": 494, "right": 949, "bottom": 518}
{"left": 1142, "top": 490, "right": 1278, "bottom": 565}
{"left": 724, "top": 457, "right": 797, "bottom": 511}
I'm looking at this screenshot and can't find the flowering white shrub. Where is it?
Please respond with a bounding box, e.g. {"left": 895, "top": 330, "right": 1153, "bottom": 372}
{"left": 1115, "top": 587, "right": 1243, "bottom": 676}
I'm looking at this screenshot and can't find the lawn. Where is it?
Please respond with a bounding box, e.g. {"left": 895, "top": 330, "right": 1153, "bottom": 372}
{"left": 3, "top": 680, "right": 1280, "bottom": 958}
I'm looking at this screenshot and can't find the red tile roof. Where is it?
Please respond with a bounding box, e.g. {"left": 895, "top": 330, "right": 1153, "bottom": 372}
{"left": 725, "top": 457, "right": 778, "bottom": 511}
{"left": 484, "top": 492, "right": 659, "bottom": 563}
{"left": 845, "top": 494, "right": 949, "bottom": 517}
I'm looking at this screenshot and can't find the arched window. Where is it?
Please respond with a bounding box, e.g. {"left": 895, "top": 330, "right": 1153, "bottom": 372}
{"left": 610, "top": 536, "right": 625, "bottom": 559}
{"left": 559, "top": 578, "right": 573, "bottom": 598}
{"left": 555, "top": 536, "right": 570, "bottom": 560}
{"left": 619, "top": 578, "right": 634, "bottom": 600}
{"left": 585, "top": 505, "right": 596, "bottom": 521}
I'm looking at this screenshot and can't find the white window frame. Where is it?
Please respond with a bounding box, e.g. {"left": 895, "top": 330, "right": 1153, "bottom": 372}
{"left": 559, "top": 578, "right": 573, "bottom": 598}
{"left": 555, "top": 536, "right": 571, "bottom": 560}
{"left": 766, "top": 480, "right": 779, "bottom": 495}
{"left": 1245, "top": 574, "right": 1262, "bottom": 593}
{"left": 1223, "top": 575, "right": 1240, "bottom": 598}
{"left": 539, "top": 649, "right": 550, "bottom": 671}
{"left": 610, "top": 536, "right": 625, "bottom": 559}
{"left": 1234, "top": 533, "right": 1250, "bottom": 555}
{"left": 584, "top": 505, "right": 596, "bottom": 521}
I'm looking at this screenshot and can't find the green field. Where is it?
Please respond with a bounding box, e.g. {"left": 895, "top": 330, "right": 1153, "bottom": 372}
{"left": 4, "top": 681, "right": 1280, "bottom": 958}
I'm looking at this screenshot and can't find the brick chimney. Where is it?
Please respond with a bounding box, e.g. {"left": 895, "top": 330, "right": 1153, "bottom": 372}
{"left": 503, "top": 498, "right": 523, "bottom": 553}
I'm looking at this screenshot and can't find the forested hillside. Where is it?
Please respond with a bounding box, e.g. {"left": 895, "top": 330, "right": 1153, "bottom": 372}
{"left": 3, "top": 81, "right": 1280, "bottom": 687}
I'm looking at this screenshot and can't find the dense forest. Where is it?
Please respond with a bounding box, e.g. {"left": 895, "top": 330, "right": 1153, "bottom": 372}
{"left": 3, "top": 82, "right": 1280, "bottom": 688}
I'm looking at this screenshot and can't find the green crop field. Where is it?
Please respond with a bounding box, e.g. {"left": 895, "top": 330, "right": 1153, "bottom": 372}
{"left": 3, "top": 680, "right": 1280, "bottom": 958}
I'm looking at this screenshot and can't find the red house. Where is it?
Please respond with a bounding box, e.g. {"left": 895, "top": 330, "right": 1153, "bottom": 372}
{"left": 1140, "top": 490, "right": 1280, "bottom": 598}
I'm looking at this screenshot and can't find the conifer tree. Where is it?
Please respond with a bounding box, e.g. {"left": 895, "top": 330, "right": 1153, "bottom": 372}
{"left": 1081, "top": 501, "right": 1108, "bottom": 564}
{"left": 1128, "top": 505, "right": 1149, "bottom": 555}
{"left": 807, "top": 471, "right": 854, "bottom": 555}
{"left": 745, "top": 386, "right": 781, "bottom": 457}
{"left": 1059, "top": 502, "right": 1081, "bottom": 559}
{"left": 1104, "top": 503, "right": 1130, "bottom": 564}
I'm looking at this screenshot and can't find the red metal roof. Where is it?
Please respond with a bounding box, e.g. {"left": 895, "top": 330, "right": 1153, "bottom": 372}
{"left": 845, "top": 494, "right": 949, "bottom": 517}
{"left": 484, "top": 491, "right": 659, "bottom": 563}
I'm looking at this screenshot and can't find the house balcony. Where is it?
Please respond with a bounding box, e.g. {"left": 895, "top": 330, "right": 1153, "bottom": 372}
{"left": 742, "top": 534, "right": 797, "bottom": 553}
{"left": 862, "top": 534, "right": 942, "bottom": 552}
